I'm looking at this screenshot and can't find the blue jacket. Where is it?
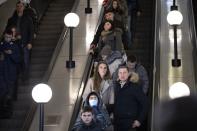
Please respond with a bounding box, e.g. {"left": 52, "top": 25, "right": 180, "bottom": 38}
{"left": 0, "top": 41, "right": 21, "bottom": 82}
{"left": 133, "top": 63, "right": 149, "bottom": 94}
{"left": 73, "top": 92, "right": 111, "bottom": 130}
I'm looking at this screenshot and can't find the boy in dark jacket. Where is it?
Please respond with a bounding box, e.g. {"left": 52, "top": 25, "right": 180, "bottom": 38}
{"left": 73, "top": 92, "right": 111, "bottom": 130}
{"left": 73, "top": 106, "right": 103, "bottom": 131}
{"left": 0, "top": 29, "right": 21, "bottom": 101}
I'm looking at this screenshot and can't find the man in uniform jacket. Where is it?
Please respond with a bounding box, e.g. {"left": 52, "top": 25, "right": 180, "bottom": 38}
{"left": 113, "top": 65, "right": 148, "bottom": 131}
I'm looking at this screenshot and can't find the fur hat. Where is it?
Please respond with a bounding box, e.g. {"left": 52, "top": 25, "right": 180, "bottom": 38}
{"left": 130, "top": 72, "right": 139, "bottom": 83}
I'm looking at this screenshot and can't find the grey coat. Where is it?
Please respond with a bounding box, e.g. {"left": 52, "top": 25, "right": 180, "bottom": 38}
{"left": 83, "top": 78, "right": 114, "bottom": 105}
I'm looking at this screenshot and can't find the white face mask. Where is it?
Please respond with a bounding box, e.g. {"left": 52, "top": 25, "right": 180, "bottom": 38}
{"left": 89, "top": 99, "right": 98, "bottom": 107}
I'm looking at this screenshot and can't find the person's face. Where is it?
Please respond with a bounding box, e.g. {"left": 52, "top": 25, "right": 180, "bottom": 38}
{"left": 98, "top": 63, "right": 108, "bottom": 78}
{"left": 81, "top": 112, "right": 93, "bottom": 125}
{"left": 113, "top": 1, "right": 118, "bottom": 9}
{"left": 16, "top": 3, "right": 25, "bottom": 14}
{"left": 118, "top": 68, "right": 129, "bottom": 81}
{"left": 104, "top": 22, "right": 112, "bottom": 31}
{"left": 89, "top": 94, "right": 98, "bottom": 101}
{"left": 127, "top": 61, "right": 136, "bottom": 70}
{"left": 4, "top": 34, "right": 12, "bottom": 42}
{"left": 105, "top": 12, "right": 114, "bottom": 20}
{"left": 11, "top": 28, "right": 17, "bottom": 37}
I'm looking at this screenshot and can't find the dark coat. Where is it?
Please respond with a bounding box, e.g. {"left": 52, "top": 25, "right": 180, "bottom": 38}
{"left": 91, "top": 19, "right": 124, "bottom": 47}
{"left": 126, "top": 0, "right": 140, "bottom": 16}
{"left": 114, "top": 80, "right": 148, "bottom": 124}
{"left": 0, "top": 49, "right": 7, "bottom": 97}
{"left": 73, "top": 121, "right": 103, "bottom": 131}
{"left": 24, "top": 6, "right": 38, "bottom": 34}
{"left": 0, "top": 41, "right": 21, "bottom": 82}
{"left": 73, "top": 92, "right": 111, "bottom": 130}
{"left": 5, "top": 11, "right": 34, "bottom": 47}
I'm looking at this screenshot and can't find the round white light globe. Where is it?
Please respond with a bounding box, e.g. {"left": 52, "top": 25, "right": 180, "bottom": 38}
{"left": 169, "top": 82, "right": 190, "bottom": 99}
{"left": 64, "top": 13, "right": 80, "bottom": 27}
{"left": 167, "top": 10, "right": 183, "bottom": 25}
{"left": 32, "top": 83, "right": 52, "bottom": 103}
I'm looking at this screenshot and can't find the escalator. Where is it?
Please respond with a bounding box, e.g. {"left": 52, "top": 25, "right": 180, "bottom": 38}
{"left": 0, "top": 0, "right": 75, "bottom": 130}
{"left": 126, "top": 0, "right": 155, "bottom": 84}
{"left": 126, "top": 0, "right": 155, "bottom": 131}
{"left": 68, "top": 0, "right": 156, "bottom": 130}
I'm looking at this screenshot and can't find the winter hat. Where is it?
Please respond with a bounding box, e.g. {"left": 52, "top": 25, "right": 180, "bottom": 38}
{"left": 100, "top": 45, "right": 112, "bottom": 56}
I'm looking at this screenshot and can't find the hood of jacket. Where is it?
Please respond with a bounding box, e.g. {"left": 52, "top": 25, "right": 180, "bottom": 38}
{"left": 83, "top": 92, "right": 104, "bottom": 109}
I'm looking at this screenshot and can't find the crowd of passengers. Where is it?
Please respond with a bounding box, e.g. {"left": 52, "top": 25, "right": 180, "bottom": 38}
{"left": 72, "top": 0, "right": 149, "bottom": 131}
{"left": 0, "top": 0, "right": 150, "bottom": 130}
{"left": 0, "top": 0, "right": 37, "bottom": 117}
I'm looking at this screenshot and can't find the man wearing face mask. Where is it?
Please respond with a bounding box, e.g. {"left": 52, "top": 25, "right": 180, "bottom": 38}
{"left": 73, "top": 92, "right": 111, "bottom": 130}
{"left": 85, "top": 92, "right": 112, "bottom": 130}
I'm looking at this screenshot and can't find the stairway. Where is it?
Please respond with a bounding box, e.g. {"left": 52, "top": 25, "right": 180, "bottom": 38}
{"left": 126, "top": 0, "right": 155, "bottom": 130}
{"left": 0, "top": 0, "right": 75, "bottom": 130}
{"left": 126, "top": 0, "right": 155, "bottom": 87}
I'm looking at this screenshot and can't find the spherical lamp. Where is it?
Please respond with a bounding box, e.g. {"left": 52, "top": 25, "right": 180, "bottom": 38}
{"left": 167, "top": 10, "right": 183, "bottom": 25}
{"left": 32, "top": 83, "right": 52, "bottom": 103}
{"left": 64, "top": 13, "right": 80, "bottom": 27}
{"left": 169, "top": 82, "right": 190, "bottom": 99}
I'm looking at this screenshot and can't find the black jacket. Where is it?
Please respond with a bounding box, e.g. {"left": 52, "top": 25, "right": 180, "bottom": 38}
{"left": 114, "top": 80, "right": 148, "bottom": 123}
{"left": 73, "top": 121, "right": 103, "bottom": 131}
{"left": 5, "top": 11, "right": 34, "bottom": 47}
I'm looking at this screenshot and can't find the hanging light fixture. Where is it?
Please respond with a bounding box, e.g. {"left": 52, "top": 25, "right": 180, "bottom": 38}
{"left": 166, "top": 0, "right": 183, "bottom": 67}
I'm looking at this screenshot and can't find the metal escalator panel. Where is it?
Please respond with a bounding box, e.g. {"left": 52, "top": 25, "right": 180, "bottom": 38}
{"left": 152, "top": 0, "right": 197, "bottom": 131}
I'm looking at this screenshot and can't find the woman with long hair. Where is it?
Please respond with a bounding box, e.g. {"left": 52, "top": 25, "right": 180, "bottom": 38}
{"left": 83, "top": 61, "right": 114, "bottom": 107}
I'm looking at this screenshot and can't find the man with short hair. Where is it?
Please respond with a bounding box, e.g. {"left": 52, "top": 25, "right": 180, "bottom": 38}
{"left": 126, "top": 54, "right": 149, "bottom": 94}
{"left": 113, "top": 66, "right": 148, "bottom": 131}
{"left": 72, "top": 106, "right": 103, "bottom": 131}
{"left": 5, "top": 1, "right": 34, "bottom": 79}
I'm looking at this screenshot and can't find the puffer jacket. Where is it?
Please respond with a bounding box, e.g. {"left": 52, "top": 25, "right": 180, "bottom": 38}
{"left": 73, "top": 92, "right": 111, "bottom": 130}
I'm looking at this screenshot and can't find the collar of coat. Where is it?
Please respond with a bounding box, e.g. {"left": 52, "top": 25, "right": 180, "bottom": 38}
{"left": 101, "top": 30, "right": 114, "bottom": 37}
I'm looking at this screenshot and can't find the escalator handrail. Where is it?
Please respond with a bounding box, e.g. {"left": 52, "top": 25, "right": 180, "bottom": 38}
{"left": 150, "top": 0, "right": 161, "bottom": 130}
{"left": 67, "top": 6, "right": 105, "bottom": 131}
{"left": 188, "top": 0, "right": 197, "bottom": 93}
{"left": 147, "top": 0, "right": 156, "bottom": 131}
{"left": 21, "top": 0, "right": 80, "bottom": 130}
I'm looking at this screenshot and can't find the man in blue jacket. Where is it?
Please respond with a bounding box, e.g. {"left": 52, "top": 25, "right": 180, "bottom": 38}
{"left": 113, "top": 65, "right": 148, "bottom": 131}
{"left": 72, "top": 106, "right": 103, "bottom": 131}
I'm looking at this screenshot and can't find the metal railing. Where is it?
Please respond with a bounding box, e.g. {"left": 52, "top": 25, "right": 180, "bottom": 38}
{"left": 67, "top": 6, "right": 105, "bottom": 131}
{"left": 21, "top": 0, "right": 80, "bottom": 130}
{"left": 151, "top": 0, "right": 161, "bottom": 130}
